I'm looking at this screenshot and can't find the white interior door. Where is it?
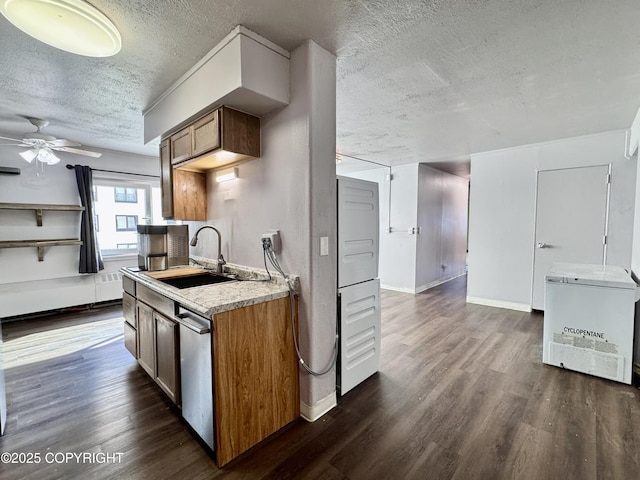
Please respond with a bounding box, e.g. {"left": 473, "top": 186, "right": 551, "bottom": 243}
{"left": 531, "top": 165, "right": 609, "bottom": 310}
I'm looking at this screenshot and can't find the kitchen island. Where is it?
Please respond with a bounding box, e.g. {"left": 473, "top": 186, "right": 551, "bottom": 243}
{"left": 120, "top": 261, "right": 299, "bottom": 466}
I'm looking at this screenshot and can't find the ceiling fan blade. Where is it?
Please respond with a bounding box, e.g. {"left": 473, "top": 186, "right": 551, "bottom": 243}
{"left": 48, "top": 138, "right": 81, "bottom": 148}
{"left": 55, "top": 146, "right": 102, "bottom": 158}
{"left": 0, "top": 135, "right": 24, "bottom": 143}
{"left": 0, "top": 142, "right": 27, "bottom": 147}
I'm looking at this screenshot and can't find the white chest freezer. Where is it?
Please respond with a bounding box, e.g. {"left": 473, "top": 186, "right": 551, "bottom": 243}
{"left": 543, "top": 263, "right": 638, "bottom": 384}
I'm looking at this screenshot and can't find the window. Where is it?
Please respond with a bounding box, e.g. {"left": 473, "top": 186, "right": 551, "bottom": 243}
{"left": 116, "top": 215, "right": 138, "bottom": 231}
{"left": 94, "top": 214, "right": 99, "bottom": 232}
{"left": 92, "top": 176, "right": 177, "bottom": 257}
{"left": 114, "top": 187, "right": 138, "bottom": 203}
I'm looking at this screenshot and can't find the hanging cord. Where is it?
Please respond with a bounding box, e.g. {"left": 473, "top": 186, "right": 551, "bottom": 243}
{"left": 262, "top": 239, "right": 338, "bottom": 376}
{"left": 262, "top": 246, "right": 272, "bottom": 280}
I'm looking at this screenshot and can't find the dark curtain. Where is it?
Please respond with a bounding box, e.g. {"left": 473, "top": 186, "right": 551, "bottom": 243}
{"left": 74, "top": 165, "right": 104, "bottom": 273}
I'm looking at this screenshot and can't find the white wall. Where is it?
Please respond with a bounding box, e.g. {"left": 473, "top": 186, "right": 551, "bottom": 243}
{"left": 0, "top": 146, "right": 158, "bottom": 317}
{"left": 467, "top": 130, "right": 637, "bottom": 310}
{"left": 188, "top": 41, "right": 337, "bottom": 414}
{"left": 343, "top": 164, "right": 469, "bottom": 293}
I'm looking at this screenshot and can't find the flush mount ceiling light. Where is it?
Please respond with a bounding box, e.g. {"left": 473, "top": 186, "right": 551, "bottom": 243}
{"left": 0, "top": 0, "right": 121, "bottom": 57}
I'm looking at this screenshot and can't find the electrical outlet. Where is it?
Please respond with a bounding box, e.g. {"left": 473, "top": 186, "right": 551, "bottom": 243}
{"left": 261, "top": 230, "right": 281, "bottom": 253}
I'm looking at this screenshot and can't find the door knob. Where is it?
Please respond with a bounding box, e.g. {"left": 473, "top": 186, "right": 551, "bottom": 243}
{"left": 536, "top": 242, "right": 547, "bottom": 248}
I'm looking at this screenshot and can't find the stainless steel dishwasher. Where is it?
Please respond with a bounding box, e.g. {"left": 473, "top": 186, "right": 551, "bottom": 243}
{"left": 176, "top": 306, "right": 214, "bottom": 451}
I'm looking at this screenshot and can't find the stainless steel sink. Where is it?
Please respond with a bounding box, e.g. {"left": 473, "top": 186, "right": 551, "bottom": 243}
{"left": 158, "top": 273, "right": 236, "bottom": 289}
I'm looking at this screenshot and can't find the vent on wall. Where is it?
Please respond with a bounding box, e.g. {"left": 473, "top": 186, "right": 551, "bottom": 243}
{"left": 0, "top": 166, "right": 20, "bottom": 175}
{"left": 96, "top": 272, "right": 122, "bottom": 284}
{"left": 95, "top": 272, "right": 123, "bottom": 303}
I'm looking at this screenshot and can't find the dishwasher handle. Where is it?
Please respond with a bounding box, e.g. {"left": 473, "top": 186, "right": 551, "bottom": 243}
{"left": 175, "top": 310, "right": 211, "bottom": 334}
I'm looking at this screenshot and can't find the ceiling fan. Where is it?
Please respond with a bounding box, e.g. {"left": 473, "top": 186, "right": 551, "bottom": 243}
{"left": 0, "top": 117, "right": 102, "bottom": 165}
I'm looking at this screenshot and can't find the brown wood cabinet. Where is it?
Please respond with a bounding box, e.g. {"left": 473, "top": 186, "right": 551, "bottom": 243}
{"left": 160, "top": 139, "right": 206, "bottom": 221}
{"left": 159, "top": 139, "right": 173, "bottom": 219}
{"left": 121, "top": 274, "right": 298, "bottom": 466}
{"left": 122, "top": 291, "right": 137, "bottom": 357}
{"left": 136, "top": 301, "right": 155, "bottom": 378}
{"left": 132, "top": 282, "right": 180, "bottom": 404}
{"left": 172, "top": 169, "right": 207, "bottom": 220}
{"left": 170, "top": 127, "right": 192, "bottom": 164}
{"left": 191, "top": 110, "right": 220, "bottom": 157}
{"left": 123, "top": 292, "right": 136, "bottom": 327}
{"left": 169, "top": 106, "right": 260, "bottom": 172}
{"left": 213, "top": 296, "right": 299, "bottom": 466}
{"left": 154, "top": 311, "right": 179, "bottom": 404}
{"left": 159, "top": 106, "right": 259, "bottom": 220}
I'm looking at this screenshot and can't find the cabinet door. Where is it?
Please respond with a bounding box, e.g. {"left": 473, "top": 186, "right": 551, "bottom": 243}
{"left": 123, "top": 292, "right": 138, "bottom": 358}
{"left": 123, "top": 321, "right": 137, "bottom": 358}
{"left": 170, "top": 127, "right": 192, "bottom": 164}
{"left": 191, "top": 110, "right": 220, "bottom": 157}
{"left": 172, "top": 169, "right": 207, "bottom": 221}
{"left": 155, "top": 312, "right": 179, "bottom": 404}
{"left": 123, "top": 292, "right": 136, "bottom": 328}
{"left": 160, "top": 139, "right": 174, "bottom": 219}
{"left": 137, "top": 301, "right": 156, "bottom": 377}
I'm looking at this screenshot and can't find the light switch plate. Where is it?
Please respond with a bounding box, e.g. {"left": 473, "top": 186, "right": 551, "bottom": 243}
{"left": 320, "top": 236, "right": 329, "bottom": 256}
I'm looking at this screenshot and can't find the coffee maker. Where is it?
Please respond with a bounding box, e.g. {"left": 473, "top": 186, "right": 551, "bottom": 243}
{"left": 137, "top": 225, "right": 189, "bottom": 271}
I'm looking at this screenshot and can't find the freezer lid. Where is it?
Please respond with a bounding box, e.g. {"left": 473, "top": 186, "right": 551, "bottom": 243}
{"left": 545, "top": 262, "right": 637, "bottom": 290}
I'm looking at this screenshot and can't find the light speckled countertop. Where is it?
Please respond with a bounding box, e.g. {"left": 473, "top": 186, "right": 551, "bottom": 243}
{"left": 120, "top": 259, "right": 298, "bottom": 318}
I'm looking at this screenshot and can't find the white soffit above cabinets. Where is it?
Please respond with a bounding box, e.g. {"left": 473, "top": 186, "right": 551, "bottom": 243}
{"left": 143, "top": 26, "right": 290, "bottom": 144}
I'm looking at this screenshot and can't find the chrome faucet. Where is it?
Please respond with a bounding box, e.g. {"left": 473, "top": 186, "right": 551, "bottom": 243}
{"left": 190, "top": 225, "right": 226, "bottom": 273}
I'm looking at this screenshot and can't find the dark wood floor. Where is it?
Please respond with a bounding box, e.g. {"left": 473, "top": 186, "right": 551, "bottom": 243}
{"left": 1, "top": 276, "right": 640, "bottom": 479}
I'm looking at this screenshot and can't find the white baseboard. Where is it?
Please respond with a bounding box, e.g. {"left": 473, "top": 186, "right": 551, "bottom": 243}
{"left": 300, "top": 391, "right": 337, "bottom": 422}
{"left": 415, "top": 272, "right": 467, "bottom": 294}
{"left": 382, "top": 272, "right": 467, "bottom": 295}
{"left": 379, "top": 284, "right": 415, "bottom": 294}
{"left": 466, "top": 296, "right": 532, "bottom": 312}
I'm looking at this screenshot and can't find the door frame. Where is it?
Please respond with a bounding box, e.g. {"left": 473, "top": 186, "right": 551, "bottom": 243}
{"left": 529, "top": 163, "right": 612, "bottom": 308}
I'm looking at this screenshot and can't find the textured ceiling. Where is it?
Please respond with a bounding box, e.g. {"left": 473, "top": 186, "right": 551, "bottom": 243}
{"left": 1, "top": 0, "right": 640, "bottom": 177}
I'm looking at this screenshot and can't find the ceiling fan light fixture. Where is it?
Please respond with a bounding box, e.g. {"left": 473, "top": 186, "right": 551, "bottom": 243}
{"left": 38, "top": 148, "right": 60, "bottom": 165}
{"left": 0, "top": 0, "right": 121, "bottom": 57}
{"left": 18, "top": 148, "right": 37, "bottom": 163}
{"left": 18, "top": 146, "right": 60, "bottom": 165}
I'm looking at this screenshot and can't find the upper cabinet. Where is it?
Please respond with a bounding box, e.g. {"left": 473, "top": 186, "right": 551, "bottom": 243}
{"left": 160, "top": 137, "right": 207, "bottom": 222}
{"left": 169, "top": 127, "right": 192, "bottom": 164}
{"left": 169, "top": 106, "right": 260, "bottom": 172}
{"left": 191, "top": 110, "right": 220, "bottom": 157}
{"left": 160, "top": 105, "right": 257, "bottom": 221}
